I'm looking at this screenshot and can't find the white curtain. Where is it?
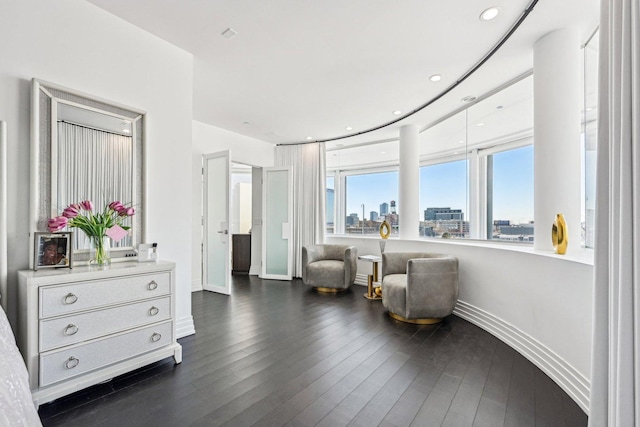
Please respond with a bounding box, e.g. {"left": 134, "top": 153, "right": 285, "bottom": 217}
{"left": 589, "top": 0, "right": 640, "bottom": 425}
{"left": 275, "top": 142, "right": 326, "bottom": 277}
{"left": 57, "top": 122, "right": 133, "bottom": 249}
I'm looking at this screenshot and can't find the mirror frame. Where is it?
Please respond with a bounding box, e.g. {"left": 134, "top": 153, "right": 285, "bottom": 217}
{"left": 30, "top": 79, "right": 146, "bottom": 267}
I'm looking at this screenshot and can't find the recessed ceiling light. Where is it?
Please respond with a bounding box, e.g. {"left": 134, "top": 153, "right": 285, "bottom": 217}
{"left": 476, "top": 122, "right": 485, "bottom": 127}
{"left": 122, "top": 129, "right": 130, "bottom": 133}
{"left": 480, "top": 7, "right": 500, "bottom": 21}
{"left": 221, "top": 28, "right": 237, "bottom": 39}
{"left": 345, "top": 126, "right": 353, "bottom": 131}
{"left": 393, "top": 110, "right": 402, "bottom": 115}
{"left": 306, "top": 136, "right": 313, "bottom": 140}
{"left": 459, "top": 140, "right": 465, "bottom": 144}
{"left": 243, "top": 121, "right": 250, "bottom": 125}
{"left": 429, "top": 74, "right": 442, "bottom": 82}
{"left": 496, "top": 105, "right": 504, "bottom": 109}
{"left": 461, "top": 96, "right": 477, "bottom": 103}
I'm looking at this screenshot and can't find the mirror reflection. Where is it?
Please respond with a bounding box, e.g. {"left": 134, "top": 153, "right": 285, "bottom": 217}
{"left": 31, "top": 79, "right": 145, "bottom": 263}
{"left": 56, "top": 103, "right": 135, "bottom": 249}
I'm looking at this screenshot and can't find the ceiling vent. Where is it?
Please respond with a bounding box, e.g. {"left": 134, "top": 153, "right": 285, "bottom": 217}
{"left": 221, "top": 28, "right": 237, "bottom": 39}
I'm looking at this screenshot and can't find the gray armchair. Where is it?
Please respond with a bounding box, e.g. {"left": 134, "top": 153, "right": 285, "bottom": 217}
{"left": 381, "top": 252, "right": 458, "bottom": 324}
{"left": 302, "top": 244, "right": 357, "bottom": 292}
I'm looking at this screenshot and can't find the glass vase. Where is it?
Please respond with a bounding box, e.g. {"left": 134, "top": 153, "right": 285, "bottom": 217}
{"left": 89, "top": 235, "right": 111, "bottom": 266}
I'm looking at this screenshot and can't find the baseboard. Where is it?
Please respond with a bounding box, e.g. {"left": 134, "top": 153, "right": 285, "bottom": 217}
{"left": 249, "top": 265, "right": 261, "bottom": 276}
{"left": 453, "top": 300, "right": 590, "bottom": 413}
{"left": 191, "top": 279, "right": 202, "bottom": 292}
{"left": 354, "top": 273, "right": 368, "bottom": 286}
{"left": 176, "top": 315, "right": 195, "bottom": 338}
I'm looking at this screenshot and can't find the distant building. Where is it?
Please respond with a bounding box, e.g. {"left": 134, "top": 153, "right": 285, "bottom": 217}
{"left": 493, "top": 219, "right": 510, "bottom": 226}
{"left": 326, "top": 188, "right": 334, "bottom": 225}
{"left": 370, "top": 211, "right": 379, "bottom": 221}
{"left": 387, "top": 213, "right": 399, "bottom": 226}
{"left": 346, "top": 213, "right": 359, "bottom": 226}
{"left": 424, "top": 207, "right": 464, "bottom": 221}
{"left": 380, "top": 203, "right": 389, "bottom": 216}
{"left": 499, "top": 224, "right": 534, "bottom": 235}
{"left": 390, "top": 200, "right": 397, "bottom": 214}
{"left": 420, "top": 224, "right": 436, "bottom": 237}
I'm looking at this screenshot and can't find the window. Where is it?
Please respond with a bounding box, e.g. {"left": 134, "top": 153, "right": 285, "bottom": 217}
{"left": 488, "top": 145, "right": 534, "bottom": 242}
{"left": 420, "top": 159, "right": 469, "bottom": 238}
{"left": 345, "top": 171, "right": 398, "bottom": 235}
{"left": 582, "top": 30, "right": 598, "bottom": 248}
{"left": 326, "top": 175, "right": 335, "bottom": 234}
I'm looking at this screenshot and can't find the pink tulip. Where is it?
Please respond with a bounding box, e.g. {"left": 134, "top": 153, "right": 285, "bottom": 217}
{"left": 47, "top": 216, "right": 68, "bottom": 232}
{"left": 109, "top": 201, "right": 124, "bottom": 212}
{"left": 62, "top": 206, "right": 79, "bottom": 218}
{"left": 70, "top": 203, "right": 81, "bottom": 211}
{"left": 119, "top": 207, "right": 135, "bottom": 217}
{"left": 80, "top": 200, "right": 93, "bottom": 211}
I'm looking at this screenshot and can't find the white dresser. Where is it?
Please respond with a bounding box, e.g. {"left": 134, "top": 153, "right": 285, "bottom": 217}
{"left": 17, "top": 261, "right": 182, "bottom": 407}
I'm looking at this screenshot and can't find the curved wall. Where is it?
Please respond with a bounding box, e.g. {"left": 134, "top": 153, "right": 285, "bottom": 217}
{"left": 327, "top": 235, "right": 593, "bottom": 412}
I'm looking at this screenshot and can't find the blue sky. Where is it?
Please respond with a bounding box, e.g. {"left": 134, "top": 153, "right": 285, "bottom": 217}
{"left": 341, "top": 145, "right": 534, "bottom": 225}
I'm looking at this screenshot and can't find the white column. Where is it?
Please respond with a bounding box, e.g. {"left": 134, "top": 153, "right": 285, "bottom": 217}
{"left": 468, "top": 149, "right": 487, "bottom": 239}
{"left": 399, "top": 124, "right": 420, "bottom": 240}
{"left": 533, "top": 29, "right": 581, "bottom": 252}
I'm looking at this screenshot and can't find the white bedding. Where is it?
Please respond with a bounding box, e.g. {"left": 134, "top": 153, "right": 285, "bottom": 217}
{"left": 0, "top": 305, "right": 42, "bottom": 426}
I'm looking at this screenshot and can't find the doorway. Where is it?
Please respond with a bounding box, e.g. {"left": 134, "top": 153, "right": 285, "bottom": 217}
{"left": 201, "top": 154, "right": 262, "bottom": 294}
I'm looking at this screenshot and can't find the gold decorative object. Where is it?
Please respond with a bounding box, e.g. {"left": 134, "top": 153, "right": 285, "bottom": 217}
{"left": 551, "top": 213, "right": 568, "bottom": 254}
{"left": 379, "top": 220, "right": 391, "bottom": 239}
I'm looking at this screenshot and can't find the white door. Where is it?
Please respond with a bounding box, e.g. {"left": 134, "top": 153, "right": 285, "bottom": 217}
{"left": 203, "top": 151, "right": 231, "bottom": 295}
{"left": 261, "top": 167, "right": 292, "bottom": 280}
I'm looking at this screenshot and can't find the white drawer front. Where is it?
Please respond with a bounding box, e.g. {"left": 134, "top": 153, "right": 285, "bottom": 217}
{"left": 40, "top": 296, "right": 172, "bottom": 352}
{"left": 39, "top": 321, "right": 173, "bottom": 387}
{"left": 40, "top": 273, "right": 170, "bottom": 318}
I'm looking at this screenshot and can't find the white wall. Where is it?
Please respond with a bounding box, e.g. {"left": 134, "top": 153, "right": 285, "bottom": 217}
{"left": 191, "top": 120, "right": 274, "bottom": 289}
{"left": 0, "top": 0, "right": 195, "bottom": 336}
{"left": 328, "top": 235, "right": 593, "bottom": 412}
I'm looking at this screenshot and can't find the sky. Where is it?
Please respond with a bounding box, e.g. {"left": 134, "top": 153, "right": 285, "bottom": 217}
{"left": 341, "top": 145, "right": 534, "bottom": 225}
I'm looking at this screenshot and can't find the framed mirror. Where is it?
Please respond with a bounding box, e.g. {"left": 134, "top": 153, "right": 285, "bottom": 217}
{"left": 30, "top": 79, "right": 146, "bottom": 267}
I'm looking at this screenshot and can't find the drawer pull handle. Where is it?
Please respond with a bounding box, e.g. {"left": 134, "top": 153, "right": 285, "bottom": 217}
{"left": 148, "top": 280, "right": 158, "bottom": 290}
{"left": 65, "top": 356, "right": 79, "bottom": 369}
{"left": 151, "top": 332, "right": 162, "bottom": 342}
{"left": 64, "top": 293, "right": 78, "bottom": 304}
{"left": 149, "top": 306, "right": 159, "bottom": 316}
{"left": 64, "top": 324, "right": 79, "bottom": 335}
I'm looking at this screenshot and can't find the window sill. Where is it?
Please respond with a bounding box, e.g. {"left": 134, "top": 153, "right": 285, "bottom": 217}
{"left": 325, "top": 234, "right": 594, "bottom": 266}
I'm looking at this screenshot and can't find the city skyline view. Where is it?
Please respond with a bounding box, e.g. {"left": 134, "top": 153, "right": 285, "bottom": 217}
{"left": 340, "top": 145, "right": 534, "bottom": 226}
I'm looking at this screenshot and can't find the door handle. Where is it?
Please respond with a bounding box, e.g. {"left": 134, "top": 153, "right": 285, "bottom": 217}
{"left": 217, "top": 230, "right": 228, "bottom": 234}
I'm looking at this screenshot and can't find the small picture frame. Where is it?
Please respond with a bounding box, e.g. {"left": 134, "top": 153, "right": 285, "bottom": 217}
{"left": 34, "top": 232, "right": 73, "bottom": 271}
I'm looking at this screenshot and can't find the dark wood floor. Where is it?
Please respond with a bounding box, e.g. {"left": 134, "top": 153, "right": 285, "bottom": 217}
{"left": 38, "top": 276, "right": 587, "bottom": 427}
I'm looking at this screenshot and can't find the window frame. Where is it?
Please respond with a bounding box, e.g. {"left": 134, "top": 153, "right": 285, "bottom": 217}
{"left": 330, "top": 165, "right": 399, "bottom": 235}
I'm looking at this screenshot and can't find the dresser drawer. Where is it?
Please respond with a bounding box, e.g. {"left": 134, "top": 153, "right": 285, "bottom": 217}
{"left": 39, "top": 296, "right": 171, "bottom": 352}
{"left": 39, "top": 320, "right": 173, "bottom": 387}
{"left": 40, "top": 273, "right": 170, "bottom": 318}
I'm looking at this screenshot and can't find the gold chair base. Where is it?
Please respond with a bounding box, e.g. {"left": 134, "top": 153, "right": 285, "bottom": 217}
{"left": 388, "top": 312, "right": 442, "bottom": 325}
{"left": 314, "top": 287, "right": 344, "bottom": 293}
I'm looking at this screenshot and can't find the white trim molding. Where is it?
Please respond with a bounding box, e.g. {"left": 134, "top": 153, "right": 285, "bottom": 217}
{"left": 454, "top": 300, "right": 590, "bottom": 413}
{"left": 191, "top": 279, "right": 202, "bottom": 292}
{"left": 354, "top": 273, "right": 369, "bottom": 287}
{"left": 176, "top": 315, "right": 196, "bottom": 338}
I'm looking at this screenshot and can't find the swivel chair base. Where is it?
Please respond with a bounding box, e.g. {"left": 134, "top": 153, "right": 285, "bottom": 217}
{"left": 314, "top": 286, "right": 346, "bottom": 293}
{"left": 388, "top": 312, "right": 442, "bottom": 325}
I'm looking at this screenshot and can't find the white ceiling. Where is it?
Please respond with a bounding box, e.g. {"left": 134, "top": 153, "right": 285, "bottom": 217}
{"left": 86, "top": 0, "right": 599, "bottom": 149}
